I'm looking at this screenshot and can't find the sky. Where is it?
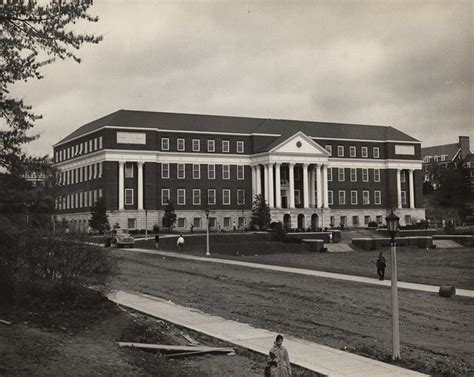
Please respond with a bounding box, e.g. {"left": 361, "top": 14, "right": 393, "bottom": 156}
{"left": 9, "top": 0, "right": 474, "bottom": 158}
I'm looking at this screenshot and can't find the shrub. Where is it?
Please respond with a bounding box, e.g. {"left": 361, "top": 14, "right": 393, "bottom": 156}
{"left": 368, "top": 221, "right": 378, "bottom": 228}
{"left": 270, "top": 222, "right": 286, "bottom": 242}
{"left": 153, "top": 224, "right": 160, "bottom": 234}
{"left": 283, "top": 236, "right": 303, "bottom": 244}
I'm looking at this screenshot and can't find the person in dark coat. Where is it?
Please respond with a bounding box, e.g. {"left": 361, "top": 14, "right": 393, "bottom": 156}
{"left": 154, "top": 233, "right": 160, "bottom": 249}
{"left": 376, "top": 252, "right": 386, "bottom": 280}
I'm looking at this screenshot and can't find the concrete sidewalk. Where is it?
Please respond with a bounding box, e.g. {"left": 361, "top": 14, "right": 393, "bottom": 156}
{"left": 129, "top": 247, "right": 474, "bottom": 298}
{"left": 110, "top": 290, "right": 427, "bottom": 377}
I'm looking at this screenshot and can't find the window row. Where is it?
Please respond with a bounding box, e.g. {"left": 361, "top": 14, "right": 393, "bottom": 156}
{"left": 423, "top": 154, "right": 447, "bottom": 163}
{"left": 327, "top": 190, "right": 383, "bottom": 206}
{"left": 160, "top": 188, "right": 246, "bottom": 206}
{"left": 161, "top": 138, "right": 245, "bottom": 153}
{"left": 161, "top": 163, "right": 245, "bottom": 180}
{"left": 57, "top": 162, "right": 103, "bottom": 185}
{"left": 325, "top": 145, "right": 380, "bottom": 159}
{"left": 334, "top": 214, "right": 384, "bottom": 227}
{"left": 55, "top": 136, "right": 103, "bottom": 162}
{"left": 327, "top": 168, "right": 381, "bottom": 182}
{"left": 55, "top": 189, "right": 103, "bottom": 210}
{"left": 176, "top": 216, "right": 245, "bottom": 229}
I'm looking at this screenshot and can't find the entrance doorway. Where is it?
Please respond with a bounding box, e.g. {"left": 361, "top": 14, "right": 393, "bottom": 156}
{"left": 297, "top": 214, "right": 305, "bottom": 230}
{"left": 283, "top": 214, "right": 291, "bottom": 231}
{"left": 311, "top": 214, "right": 319, "bottom": 230}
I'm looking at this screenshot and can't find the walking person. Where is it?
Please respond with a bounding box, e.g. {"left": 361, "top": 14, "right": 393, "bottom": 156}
{"left": 176, "top": 234, "right": 185, "bottom": 252}
{"left": 266, "top": 334, "right": 292, "bottom": 377}
{"left": 154, "top": 232, "right": 160, "bottom": 249}
{"left": 376, "top": 252, "right": 386, "bottom": 281}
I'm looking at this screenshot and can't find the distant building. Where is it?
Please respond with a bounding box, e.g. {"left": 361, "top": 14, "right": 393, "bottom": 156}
{"left": 421, "top": 136, "right": 471, "bottom": 190}
{"left": 52, "top": 110, "right": 425, "bottom": 232}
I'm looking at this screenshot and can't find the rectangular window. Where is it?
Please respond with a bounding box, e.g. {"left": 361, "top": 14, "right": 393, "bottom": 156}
{"left": 364, "top": 215, "right": 371, "bottom": 225}
{"left": 177, "top": 138, "right": 185, "bottom": 151}
{"left": 127, "top": 218, "right": 136, "bottom": 229}
{"left": 99, "top": 136, "right": 103, "bottom": 149}
{"left": 362, "top": 168, "right": 369, "bottom": 182}
{"left": 376, "top": 215, "right": 382, "bottom": 224}
{"left": 401, "top": 191, "right": 407, "bottom": 205}
{"left": 340, "top": 216, "right": 347, "bottom": 226}
{"left": 193, "top": 164, "right": 200, "bottom": 179}
{"left": 98, "top": 162, "right": 103, "bottom": 178}
{"left": 374, "top": 190, "right": 381, "bottom": 205}
{"left": 208, "top": 189, "right": 216, "bottom": 205}
{"left": 125, "top": 189, "right": 134, "bottom": 205}
{"left": 338, "top": 190, "right": 346, "bottom": 205}
{"left": 237, "top": 189, "right": 245, "bottom": 205}
{"left": 327, "top": 168, "right": 333, "bottom": 182}
{"left": 363, "top": 190, "right": 370, "bottom": 205}
{"left": 89, "top": 191, "right": 93, "bottom": 207}
{"left": 125, "top": 163, "right": 134, "bottom": 178}
{"left": 374, "top": 169, "right": 380, "bottom": 182}
{"left": 209, "top": 217, "right": 217, "bottom": 228}
{"left": 222, "top": 140, "right": 230, "bottom": 153}
{"left": 162, "top": 163, "right": 169, "bottom": 179}
{"left": 192, "top": 139, "right": 200, "bottom": 152}
{"left": 161, "top": 138, "right": 169, "bottom": 151}
{"left": 208, "top": 164, "right": 215, "bottom": 179}
{"left": 208, "top": 140, "right": 215, "bottom": 152}
{"left": 352, "top": 216, "right": 359, "bottom": 226}
{"left": 222, "top": 189, "right": 231, "bottom": 205}
{"left": 79, "top": 167, "right": 83, "bottom": 182}
{"left": 84, "top": 142, "right": 88, "bottom": 154}
{"left": 177, "top": 218, "right": 186, "bottom": 228}
{"left": 177, "top": 189, "right": 186, "bottom": 205}
{"left": 89, "top": 140, "right": 93, "bottom": 153}
{"left": 362, "top": 147, "right": 368, "bottom": 158}
{"left": 79, "top": 192, "right": 83, "bottom": 207}
{"left": 161, "top": 189, "right": 170, "bottom": 205}
{"left": 98, "top": 188, "right": 103, "bottom": 198}
{"left": 350, "top": 146, "right": 356, "bottom": 157}
{"left": 338, "top": 168, "right": 345, "bottom": 182}
{"left": 222, "top": 164, "right": 230, "bottom": 180}
{"left": 350, "top": 168, "right": 357, "bottom": 182}
{"left": 400, "top": 172, "right": 406, "bottom": 182}
{"left": 373, "top": 147, "right": 380, "bottom": 158}
{"left": 294, "top": 167, "right": 300, "bottom": 180}
{"left": 337, "top": 145, "right": 344, "bottom": 157}
{"left": 294, "top": 190, "right": 301, "bottom": 205}
{"left": 94, "top": 138, "right": 98, "bottom": 151}
{"left": 193, "top": 189, "right": 201, "bottom": 205}
{"left": 325, "top": 145, "right": 332, "bottom": 155}
{"left": 193, "top": 218, "right": 201, "bottom": 228}
{"left": 177, "top": 163, "right": 185, "bottom": 179}
{"left": 328, "top": 190, "right": 333, "bottom": 205}
{"left": 236, "top": 141, "right": 244, "bottom": 153}
{"left": 351, "top": 190, "right": 358, "bottom": 205}
{"left": 237, "top": 165, "right": 244, "bottom": 180}
{"left": 224, "top": 217, "right": 231, "bottom": 227}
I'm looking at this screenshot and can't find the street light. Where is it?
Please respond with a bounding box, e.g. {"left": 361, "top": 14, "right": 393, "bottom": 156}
{"left": 205, "top": 207, "right": 210, "bottom": 256}
{"left": 386, "top": 209, "right": 400, "bottom": 360}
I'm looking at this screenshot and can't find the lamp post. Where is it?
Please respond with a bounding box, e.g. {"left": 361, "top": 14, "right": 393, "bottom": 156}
{"left": 145, "top": 210, "right": 148, "bottom": 241}
{"left": 205, "top": 207, "right": 210, "bottom": 256}
{"left": 320, "top": 205, "right": 324, "bottom": 230}
{"left": 386, "top": 209, "right": 401, "bottom": 360}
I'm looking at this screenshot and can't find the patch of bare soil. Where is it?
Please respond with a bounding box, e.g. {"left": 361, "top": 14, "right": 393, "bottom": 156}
{"left": 112, "top": 250, "right": 474, "bottom": 377}
{"left": 0, "top": 288, "right": 315, "bottom": 376}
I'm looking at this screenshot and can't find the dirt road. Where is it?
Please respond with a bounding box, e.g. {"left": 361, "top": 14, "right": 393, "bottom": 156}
{"left": 111, "top": 249, "right": 473, "bottom": 376}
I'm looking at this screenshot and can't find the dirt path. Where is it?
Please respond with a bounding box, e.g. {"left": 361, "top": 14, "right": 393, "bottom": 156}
{"left": 112, "top": 250, "right": 474, "bottom": 376}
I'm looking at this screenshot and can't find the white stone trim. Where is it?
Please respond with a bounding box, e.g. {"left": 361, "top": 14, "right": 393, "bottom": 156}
{"left": 312, "top": 136, "right": 421, "bottom": 144}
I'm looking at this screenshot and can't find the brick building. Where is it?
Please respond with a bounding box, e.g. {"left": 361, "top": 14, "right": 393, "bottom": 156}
{"left": 52, "top": 110, "right": 425, "bottom": 231}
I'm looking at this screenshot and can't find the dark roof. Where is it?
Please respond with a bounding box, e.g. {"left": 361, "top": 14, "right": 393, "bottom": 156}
{"left": 421, "top": 143, "right": 460, "bottom": 161}
{"left": 56, "top": 109, "right": 420, "bottom": 146}
{"left": 463, "top": 153, "right": 474, "bottom": 163}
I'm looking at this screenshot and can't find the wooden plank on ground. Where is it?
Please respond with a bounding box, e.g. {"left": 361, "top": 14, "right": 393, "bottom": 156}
{"left": 118, "top": 342, "right": 233, "bottom": 353}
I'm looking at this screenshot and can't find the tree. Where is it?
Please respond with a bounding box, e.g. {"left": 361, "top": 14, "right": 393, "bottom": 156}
{"left": 1, "top": 0, "right": 102, "bottom": 173}
{"left": 250, "top": 194, "right": 271, "bottom": 230}
{"left": 89, "top": 197, "right": 109, "bottom": 234}
{"left": 435, "top": 166, "right": 470, "bottom": 219}
{"left": 162, "top": 201, "right": 177, "bottom": 233}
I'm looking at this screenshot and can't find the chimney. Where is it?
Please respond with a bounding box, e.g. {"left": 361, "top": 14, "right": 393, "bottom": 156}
{"left": 459, "top": 136, "right": 470, "bottom": 160}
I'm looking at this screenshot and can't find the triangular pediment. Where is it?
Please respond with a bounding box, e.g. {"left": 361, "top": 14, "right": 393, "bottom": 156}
{"left": 270, "top": 131, "right": 330, "bottom": 155}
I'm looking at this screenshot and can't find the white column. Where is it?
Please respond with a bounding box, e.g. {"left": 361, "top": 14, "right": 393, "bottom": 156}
{"left": 409, "top": 169, "right": 415, "bottom": 209}
{"left": 118, "top": 161, "right": 125, "bottom": 210}
{"left": 322, "top": 164, "right": 329, "bottom": 208}
{"left": 289, "top": 163, "right": 295, "bottom": 208}
{"left": 256, "top": 165, "right": 262, "bottom": 196}
{"left": 137, "top": 162, "right": 144, "bottom": 210}
{"left": 251, "top": 166, "right": 257, "bottom": 200}
{"left": 303, "top": 163, "right": 309, "bottom": 209}
{"left": 397, "top": 169, "right": 402, "bottom": 209}
{"left": 316, "top": 164, "right": 322, "bottom": 208}
{"left": 309, "top": 166, "right": 316, "bottom": 207}
{"left": 264, "top": 164, "right": 269, "bottom": 204}
{"left": 268, "top": 163, "right": 274, "bottom": 208}
{"left": 275, "top": 163, "right": 281, "bottom": 209}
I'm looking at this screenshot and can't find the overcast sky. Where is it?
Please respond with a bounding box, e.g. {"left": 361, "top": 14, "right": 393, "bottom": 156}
{"left": 10, "top": 0, "right": 474, "bottom": 157}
